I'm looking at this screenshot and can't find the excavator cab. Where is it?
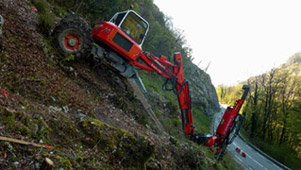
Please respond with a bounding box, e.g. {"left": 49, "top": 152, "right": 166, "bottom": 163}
{"left": 110, "top": 10, "right": 149, "bottom": 45}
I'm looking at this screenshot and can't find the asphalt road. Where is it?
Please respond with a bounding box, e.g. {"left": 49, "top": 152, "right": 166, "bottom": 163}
{"left": 213, "top": 104, "right": 284, "bottom": 170}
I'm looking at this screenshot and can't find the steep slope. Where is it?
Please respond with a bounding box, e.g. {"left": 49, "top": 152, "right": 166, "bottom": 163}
{"left": 0, "top": 1, "right": 235, "bottom": 170}
{"left": 183, "top": 59, "right": 220, "bottom": 115}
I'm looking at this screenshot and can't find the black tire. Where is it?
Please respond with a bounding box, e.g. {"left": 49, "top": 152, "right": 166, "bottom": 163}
{"left": 51, "top": 16, "right": 92, "bottom": 59}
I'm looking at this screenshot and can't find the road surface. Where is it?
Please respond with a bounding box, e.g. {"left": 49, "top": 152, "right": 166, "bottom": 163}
{"left": 213, "top": 104, "right": 285, "bottom": 170}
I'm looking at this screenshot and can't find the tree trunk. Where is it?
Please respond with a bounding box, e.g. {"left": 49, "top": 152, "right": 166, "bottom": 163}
{"left": 250, "top": 82, "right": 258, "bottom": 138}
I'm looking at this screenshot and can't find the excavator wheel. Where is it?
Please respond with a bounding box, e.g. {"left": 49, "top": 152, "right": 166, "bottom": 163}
{"left": 51, "top": 15, "right": 92, "bottom": 59}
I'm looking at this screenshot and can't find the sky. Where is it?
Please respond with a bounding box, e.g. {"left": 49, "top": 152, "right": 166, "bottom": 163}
{"left": 153, "top": 0, "right": 301, "bottom": 86}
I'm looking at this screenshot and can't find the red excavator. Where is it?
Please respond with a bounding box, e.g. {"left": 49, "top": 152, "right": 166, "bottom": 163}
{"left": 51, "top": 8, "right": 250, "bottom": 160}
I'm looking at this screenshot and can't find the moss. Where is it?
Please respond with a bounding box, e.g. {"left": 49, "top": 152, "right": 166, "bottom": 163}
{"left": 17, "top": 124, "right": 31, "bottom": 136}
{"left": 0, "top": 108, "right": 32, "bottom": 136}
{"left": 49, "top": 155, "right": 73, "bottom": 170}
{"left": 48, "top": 114, "right": 77, "bottom": 145}
{"left": 81, "top": 117, "right": 154, "bottom": 169}
{"left": 62, "top": 159, "right": 73, "bottom": 170}
{"left": 0, "top": 110, "right": 16, "bottom": 129}
{"left": 98, "top": 163, "right": 110, "bottom": 170}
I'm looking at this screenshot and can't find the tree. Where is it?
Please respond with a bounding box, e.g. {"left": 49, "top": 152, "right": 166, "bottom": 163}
{"left": 259, "top": 69, "right": 278, "bottom": 140}
{"left": 278, "top": 68, "right": 298, "bottom": 144}
{"left": 249, "top": 79, "right": 259, "bottom": 138}
{"left": 216, "top": 85, "right": 226, "bottom": 103}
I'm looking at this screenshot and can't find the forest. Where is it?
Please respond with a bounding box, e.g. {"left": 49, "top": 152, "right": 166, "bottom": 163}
{"left": 217, "top": 54, "right": 301, "bottom": 169}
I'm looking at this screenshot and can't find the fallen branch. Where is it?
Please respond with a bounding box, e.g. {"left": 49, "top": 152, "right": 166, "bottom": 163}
{"left": 0, "top": 136, "right": 52, "bottom": 149}
{"left": 40, "top": 157, "right": 54, "bottom": 170}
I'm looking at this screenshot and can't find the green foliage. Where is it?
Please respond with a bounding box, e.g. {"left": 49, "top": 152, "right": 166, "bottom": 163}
{"left": 59, "top": 54, "right": 75, "bottom": 66}
{"left": 216, "top": 84, "right": 243, "bottom": 105}
{"left": 32, "top": 0, "right": 55, "bottom": 35}
{"left": 220, "top": 56, "right": 301, "bottom": 168}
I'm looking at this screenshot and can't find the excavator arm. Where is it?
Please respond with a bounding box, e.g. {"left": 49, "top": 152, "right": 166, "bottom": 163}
{"left": 172, "top": 53, "right": 195, "bottom": 137}
{"left": 130, "top": 52, "right": 195, "bottom": 137}
{"left": 192, "top": 85, "right": 250, "bottom": 160}
{"left": 131, "top": 51, "right": 250, "bottom": 160}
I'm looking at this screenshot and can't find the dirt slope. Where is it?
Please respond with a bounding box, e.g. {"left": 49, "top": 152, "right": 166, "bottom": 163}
{"left": 0, "top": 1, "right": 228, "bottom": 170}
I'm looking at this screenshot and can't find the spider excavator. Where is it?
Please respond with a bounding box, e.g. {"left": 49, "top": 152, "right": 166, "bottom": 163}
{"left": 51, "top": 8, "right": 250, "bottom": 160}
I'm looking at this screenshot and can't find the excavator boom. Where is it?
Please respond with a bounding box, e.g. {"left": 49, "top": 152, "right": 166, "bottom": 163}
{"left": 131, "top": 52, "right": 195, "bottom": 136}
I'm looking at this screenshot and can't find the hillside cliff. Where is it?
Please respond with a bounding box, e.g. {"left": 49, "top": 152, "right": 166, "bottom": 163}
{"left": 183, "top": 59, "right": 220, "bottom": 115}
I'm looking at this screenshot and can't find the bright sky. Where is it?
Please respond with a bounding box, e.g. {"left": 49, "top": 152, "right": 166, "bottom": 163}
{"left": 153, "top": 0, "right": 301, "bottom": 86}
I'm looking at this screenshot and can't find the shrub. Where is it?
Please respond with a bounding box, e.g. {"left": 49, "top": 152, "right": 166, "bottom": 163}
{"left": 32, "top": 0, "right": 55, "bottom": 35}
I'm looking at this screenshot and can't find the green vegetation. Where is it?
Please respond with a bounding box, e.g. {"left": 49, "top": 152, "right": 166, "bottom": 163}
{"left": 32, "top": 0, "right": 55, "bottom": 35}
{"left": 192, "top": 104, "right": 212, "bottom": 133}
{"left": 217, "top": 54, "right": 301, "bottom": 169}
{"left": 139, "top": 70, "right": 212, "bottom": 135}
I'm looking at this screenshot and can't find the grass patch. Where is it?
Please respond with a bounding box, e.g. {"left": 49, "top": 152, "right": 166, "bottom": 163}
{"left": 139, "top": 70, "right": 178, "bottom": 107}
{"left": 222, "top": 153, "right": 244, "bottom": 170}
{"left": 139, "top": 70, "right": 213, "bottom": 134}
{"left": 192, "top": 104, "right": 212, "bottom": 133}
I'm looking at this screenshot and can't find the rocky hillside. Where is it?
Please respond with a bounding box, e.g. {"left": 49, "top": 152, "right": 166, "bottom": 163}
{"left": 0, "top": 1, "right": 237, "bottom": 170}
{"left": 183, "top": 59, "right": 220, "bottom": 115}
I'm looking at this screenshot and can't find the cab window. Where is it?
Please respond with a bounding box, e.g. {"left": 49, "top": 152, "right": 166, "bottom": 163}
{"left": 120, "top": 12, "right": 148, "bottom": 44}
{"left": 111, "top": 12, "right": 126, "bottom": 26}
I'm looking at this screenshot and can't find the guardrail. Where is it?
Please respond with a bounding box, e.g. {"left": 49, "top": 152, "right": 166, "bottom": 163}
{"left": 238, "top": 135, "right": 291, "bottom": 170}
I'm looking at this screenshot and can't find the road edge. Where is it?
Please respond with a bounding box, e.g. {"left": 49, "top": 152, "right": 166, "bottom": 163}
{"left": 238, "top": 135, "right": 291, "bottom": 170}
